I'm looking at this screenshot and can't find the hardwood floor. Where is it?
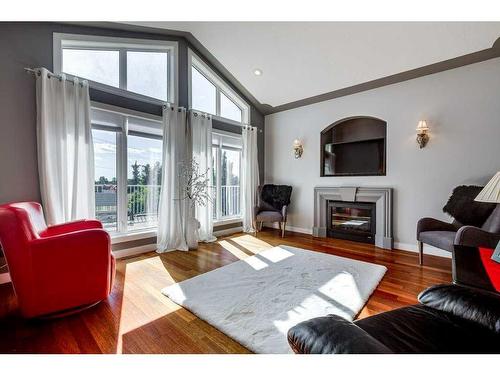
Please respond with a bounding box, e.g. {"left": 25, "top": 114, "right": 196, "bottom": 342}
{"left": 0, "top": 229, "right": 451, "bottom": 354}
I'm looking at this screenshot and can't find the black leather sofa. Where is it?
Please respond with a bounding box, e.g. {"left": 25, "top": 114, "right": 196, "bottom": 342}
{"left": 287, "top": 245, "right": 500, "bottom": 354}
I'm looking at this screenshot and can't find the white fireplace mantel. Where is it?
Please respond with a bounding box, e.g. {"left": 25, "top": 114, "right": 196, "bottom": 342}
{"left": 313, "top": 186, "right": 393, "bottom": 249}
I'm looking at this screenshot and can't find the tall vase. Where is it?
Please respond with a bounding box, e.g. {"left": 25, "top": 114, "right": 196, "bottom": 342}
{"left": 186, "top": 199, "right": 200, "bottom": 250}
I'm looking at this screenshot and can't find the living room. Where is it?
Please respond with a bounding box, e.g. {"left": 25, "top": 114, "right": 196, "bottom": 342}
{"left": 1, "top": 1, "right": 500, "bottom": 373}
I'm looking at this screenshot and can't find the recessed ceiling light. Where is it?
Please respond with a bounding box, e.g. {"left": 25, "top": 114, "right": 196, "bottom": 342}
{"left": 253, "top": 69, "right": 263, "bottom": 76}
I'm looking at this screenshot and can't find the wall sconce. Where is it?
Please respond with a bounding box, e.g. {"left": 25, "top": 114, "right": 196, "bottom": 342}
{"left": 416, "top": 120, "right": 430, "bottom": 149}
{"left": 293, "top": 139, "right": 303, "bottom": 158}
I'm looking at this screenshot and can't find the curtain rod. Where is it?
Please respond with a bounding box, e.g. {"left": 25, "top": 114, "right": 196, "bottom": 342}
{"left": 170, "top": 106, "right": 262, "bottom": 133}
{"left": 24, "top": 67, "right": 87, "bottom": 87}
{"left": 25, "top": 67, "right": 261, "bottom": 133}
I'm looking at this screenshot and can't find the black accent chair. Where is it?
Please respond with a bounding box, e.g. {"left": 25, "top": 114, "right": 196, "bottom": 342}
{"left": 254, "top": 184, "right": 292, "bottom": 238}
{"left": 287, "top": 244, "right": 500, "bottom": 354}
{"left": 417, "top": 185, "right": 500, "bottom": 265}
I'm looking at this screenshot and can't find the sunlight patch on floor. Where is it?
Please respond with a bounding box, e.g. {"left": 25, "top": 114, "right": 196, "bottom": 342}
{"left": 258, "top": 246, "right": 294, "bottom": 263}
{"left": 219, "top": 240, "right": 269, "bottom": 270}
{"left": 273, "top": 272, "right": 363, "bottom": 336}
{"left": 318, "top": 272, "right": 363, "bottom": 309}
{"left": 230, "top": 234, "right": 274, "bottom": 254}
{"left": 218, "top": 240, "right": 251, "bottom": 260}
{"left": 116, "top": 256, "right": 181, "bottom": 353}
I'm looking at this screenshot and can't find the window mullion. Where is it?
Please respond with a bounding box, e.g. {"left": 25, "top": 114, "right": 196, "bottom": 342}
{"left": 119, "top": 48, "right": 127, "bottom": 91}
{"left": 238, "top": 150, "right": 242, "bottom": 217}
{"left": 216, "top": 141, "right": 222, "bottom": 221}
{"left": 216, "top": 87, "right": 221, "bottom": 117}
{"left": 117, "top": 117, "right": 129, "bottom": 233}
{"left": 166, "top": 50, "right": 171, "bottom": 103}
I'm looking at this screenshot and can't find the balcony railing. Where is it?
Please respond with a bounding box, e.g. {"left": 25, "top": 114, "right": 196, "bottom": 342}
{"left": 213, "top": 185, "right": 241, "bottom": 220}
{"left": 94, "top": 184, "right": 161, "bottom": 230}
{"left": 127, "top": 184, "right": 162, "bottom": 229}
{"left": 95, "top": 183, "right": 241, "bottom": 230}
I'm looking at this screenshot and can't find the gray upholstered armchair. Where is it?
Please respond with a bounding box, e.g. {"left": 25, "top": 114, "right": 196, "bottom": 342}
{"left": 254, "top": 184, "right": 292, "bottom": 237}
{"left": 417, "top": 186, "right": 500, "bottom": 265}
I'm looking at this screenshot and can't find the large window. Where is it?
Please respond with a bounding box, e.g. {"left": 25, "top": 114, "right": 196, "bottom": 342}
{"left": 92, "top": 105, "right": 163, "bottom": 235}
{"left": 189, "top": 50, "right": 250, "bottom": 124}
{"left": 212, "top": 132, "right": 242, "bottom": 222}
{"left": 54, "top": 33, "right": 177, "bottom": 103}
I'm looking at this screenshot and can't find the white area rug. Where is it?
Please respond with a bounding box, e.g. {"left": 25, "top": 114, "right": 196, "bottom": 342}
{"left": 162, "top": 245, "right": 387, "bottom": 353}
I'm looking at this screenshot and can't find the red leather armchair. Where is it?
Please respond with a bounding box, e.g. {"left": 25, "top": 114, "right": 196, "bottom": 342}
{"left": 0, "top": 202, "right": 115, "bottom": 318}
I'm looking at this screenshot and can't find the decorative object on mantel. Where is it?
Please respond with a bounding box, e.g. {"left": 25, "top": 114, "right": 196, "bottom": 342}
{"left": 293, "top": 139, "right": 303, "bottom": 159}
{"left": 475, "top": 172, "right": 500, "bottom": 263}
{"left": 178, "top": 159, "right": 212, "bottom": 250}
{"left": 416, "top": 120, "right": 430, "bottom": 149}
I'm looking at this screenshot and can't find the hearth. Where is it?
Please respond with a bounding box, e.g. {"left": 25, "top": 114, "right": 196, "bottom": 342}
{"left": 327, "top": 201, "right": 376, "bottom": 244}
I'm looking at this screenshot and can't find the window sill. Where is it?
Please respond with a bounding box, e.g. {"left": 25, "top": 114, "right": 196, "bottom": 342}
{"left": 110, "top": 229, "right": 157, "bottom": 244}
{"left": 214, "top": 217, "right": 242, "bottom": 226}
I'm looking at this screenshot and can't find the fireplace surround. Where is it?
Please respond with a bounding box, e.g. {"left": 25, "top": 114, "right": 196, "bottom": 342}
{"left": 313, "top": 186, "right": 393, "bottom": 249}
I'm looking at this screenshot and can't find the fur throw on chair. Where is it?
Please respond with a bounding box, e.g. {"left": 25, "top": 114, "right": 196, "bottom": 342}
{"left": 260, "top": 185, "right": 292, "bottom": 211}
{"left": 442, "top": 185, "right": 497, "bottom": 226}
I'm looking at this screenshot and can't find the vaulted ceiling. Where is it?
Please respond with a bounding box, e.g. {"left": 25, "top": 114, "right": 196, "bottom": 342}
{"left": 127, "top": 22, "right": 500, "bottom": 108}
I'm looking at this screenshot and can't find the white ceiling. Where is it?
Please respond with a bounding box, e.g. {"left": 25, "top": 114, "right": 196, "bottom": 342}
{"left": 127, "top": 22, "right": 500, "bottom": 107}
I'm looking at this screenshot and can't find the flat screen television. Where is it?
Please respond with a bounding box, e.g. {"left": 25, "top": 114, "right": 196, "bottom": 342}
{"left": 321, "top": 117, "right": 386, "bottom": 177}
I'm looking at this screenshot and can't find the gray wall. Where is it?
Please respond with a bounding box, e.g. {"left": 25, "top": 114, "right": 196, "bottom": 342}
{"left": 265, "top": 57, "right": 500, "bottom": 257}
{"left": 0, "top": 22, "right": 264, "bottom": 205}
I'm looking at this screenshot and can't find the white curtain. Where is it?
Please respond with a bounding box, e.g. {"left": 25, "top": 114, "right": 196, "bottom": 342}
{"left": 241, "top": 126, "right": 260, "bottom": 233}
{"left": 157, "top": 106, "right": 189, "bottom": 252}
{"left": 35, "top": 68, "right": 94, "bottom": 225}
{"left": 189, "top": 112, "right": 216, "bottom": 243}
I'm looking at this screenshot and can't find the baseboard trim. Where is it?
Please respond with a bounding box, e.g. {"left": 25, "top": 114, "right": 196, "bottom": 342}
{"left": 265, "top": 223, "right": 451, "bottom": 259}
{"left": 0, "top": 272, "right": 11, "bottom": 285}
{"left": 214, "top": 226, "right": 243, "bottom": 237}
{"left": 113, "top": 228, "right": 245, "bottom": 258}
{"left": 112, "top": 243, "right": 157, "bottom": 259}
{"left": 265, "top": 222, "right": 313, "bottom": 235}
{"left": 394, "top": 241, "right": 452, "bottom": 258}
{"left": 113, "top": 227, "right": 247, "bottom": 259}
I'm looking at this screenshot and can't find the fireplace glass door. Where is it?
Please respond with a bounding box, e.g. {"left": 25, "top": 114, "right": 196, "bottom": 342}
{"left": 327, "top": 201, "right": 376, "bottom": 244}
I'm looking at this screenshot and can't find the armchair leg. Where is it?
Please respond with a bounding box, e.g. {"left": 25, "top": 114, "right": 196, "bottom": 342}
{"left": 417, "top": 240, "right": 423, "bottom": 266}
{"left": 282, "top": 222, "right": 286, "bottom": 238}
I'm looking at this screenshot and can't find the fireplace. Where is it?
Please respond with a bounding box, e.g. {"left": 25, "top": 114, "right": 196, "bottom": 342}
{"left": 327, "top": 200, "right": 376, "bottom": 244}
{"left": 313, "top": 186, "right": 393, "bottom": 249}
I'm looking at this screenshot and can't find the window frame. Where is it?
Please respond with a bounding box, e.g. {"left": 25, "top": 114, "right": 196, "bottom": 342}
{"left": 91, "top": 102, "right": 164, "bottom": 239}
{"left": 53, "top": 33, "right": 178, "bottom": 105}
{"left": 188, "top": 49, "right": 250, "bottom": 124}
{"left": 212, "top": 130, "right": 243, "bottom": 224}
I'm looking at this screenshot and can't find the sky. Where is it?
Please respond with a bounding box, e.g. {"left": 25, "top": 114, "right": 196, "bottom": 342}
{"left": 93, "top": 129, "right": 162, "bottom": 181}
{"left": 63, "top": 49, "right": 168, "bottom": 101}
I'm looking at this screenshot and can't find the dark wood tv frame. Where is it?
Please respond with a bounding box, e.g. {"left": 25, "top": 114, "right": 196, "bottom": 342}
{"left": 320, "top": 116, "right": 387, "bottom": 177}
